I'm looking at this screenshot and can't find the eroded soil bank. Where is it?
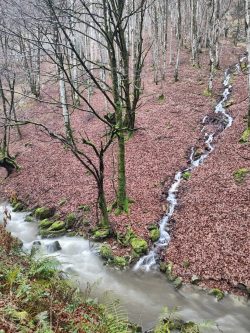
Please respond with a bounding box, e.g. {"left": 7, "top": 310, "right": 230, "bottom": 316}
{"left": 0, "top": 41, "right": 249, "bottom": 293}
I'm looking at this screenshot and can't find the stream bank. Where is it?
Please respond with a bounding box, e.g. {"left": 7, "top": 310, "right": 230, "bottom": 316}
{"left": 0, "top": 203, "right": 249, "bottom": 333}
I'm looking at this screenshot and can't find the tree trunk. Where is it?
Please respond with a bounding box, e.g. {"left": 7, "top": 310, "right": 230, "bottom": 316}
{"left": 117, "top": 133, "right": 127, "bottom": 212}
{"left": 246, "top": 0, "right": 250, "bottom": 128}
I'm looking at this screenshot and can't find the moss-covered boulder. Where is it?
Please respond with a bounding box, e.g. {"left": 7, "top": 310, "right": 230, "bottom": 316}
{"left": 209, "top": 288, "right": 224, "bottom": 301}
{"left": 65, "top": 213, "right": 76, "bottom": 228}
{"left": 165, "top": 262, "right": 177, "bottom": 282}
{"left": 149, "top": 228, "right": 160, "bottom": 242}
{"left": 35, "top": 207, "right": 55, "bottom": 220}
{"left": 113, "top": 256, "right": 127, "bottom": 268}
{"left": 48, "top": 221, "right": 65, "bottom": 231}
{"left": 173, "top": 277, "right": 183, "bottom": 289}
{"left": 92, "top": 228, "right": 110, "bottom": 241}
{"left": 159, "top": 261, "right": 167, "bottom": 273}
{"left": 39, "top": 219, "right": 54, "bottom": 229}
{"left": 39, "top": 229, "right": 66, "bottom": 238}
{"left": 99, "top": 244, "right": 113, "bottom": 260}
{"left": 12, "top": 202, "right": 24, "bottom": 212}
{"left": 130, "top": 237, "right": 148, "bottom": 255}
{"left": 25, "top": 215, "right": 35, "bottom": 223}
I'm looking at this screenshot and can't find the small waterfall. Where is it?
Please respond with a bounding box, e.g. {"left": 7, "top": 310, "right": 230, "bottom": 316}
{"left": 134, "top": 67, "right": 235, "bottom": 272}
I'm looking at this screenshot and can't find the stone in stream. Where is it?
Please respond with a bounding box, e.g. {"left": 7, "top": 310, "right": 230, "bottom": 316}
{"left": 46, "top": 240, "right": 62, "bottom": 253}
{"left": 31, "top": 241, "right": 42, "bottom": 256}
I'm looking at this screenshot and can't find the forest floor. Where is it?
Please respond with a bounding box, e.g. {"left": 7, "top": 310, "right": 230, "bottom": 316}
{"left": 0, "top": 40, "right": 249, "bottom": 295}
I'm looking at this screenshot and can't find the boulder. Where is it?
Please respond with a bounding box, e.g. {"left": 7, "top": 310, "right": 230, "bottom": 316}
{"left": 130, "top": 237, "right": 148, "bottom": 255}
{"left": 46, "top": 241, "right": 62, "bottom": 253}
{"left": 99, "top": 244, "right": 113, "bottom": 259}
{"left": 48, "top": 221, "right": 65, "bottom": 231}
{"left": 113, "top": 256, "right": 127, "bottom": 268}
{"left": 39, "top": 219, "right": 54, "bottom": 229}
{"left": 39, "top": 228, "right": 66, "bottom": 238}
{"left": 31, "top": 241, "right": 42, "bottom": 255}
{"left": 25, "top": 215, "right": 35, "bottom": 223}
{"left": 13, "top": 202, "right": 24, "bottom": 212}
{"left": 149, "top": 228, "right": 160, "bottom": 242}
{"left": 65, "top": 213, "right": 76, "bottom": 228}
{"left": 92, "top": 228, "right": 110, "bottom": 241}
{"left": 35, "top": 207, "right": 55, "bottom": 220}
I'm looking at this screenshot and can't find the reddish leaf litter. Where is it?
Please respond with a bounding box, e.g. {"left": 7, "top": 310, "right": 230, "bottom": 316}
{"left": 0, "top": 41, "right": 249, "bottom": 294}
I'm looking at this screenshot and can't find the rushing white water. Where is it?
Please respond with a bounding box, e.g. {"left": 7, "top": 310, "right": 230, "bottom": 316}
{"left": 0, "top": 204, "right": 249, "bottom": 332}
{"left": 134, "top": 69, "right": 234, "bottom": 272}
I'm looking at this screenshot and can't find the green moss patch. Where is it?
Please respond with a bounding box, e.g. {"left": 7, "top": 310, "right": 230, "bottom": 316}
{"left": 39, "top": 229, "right": 66, "bottom": 238}
{"left": 92, "top": 228, "right": 110, "bottom": 241}
{"left": 48, "top": 221, "right": 65, "bottom": 231}
{"left": 12, "top": 202, "right": 25, "bottom": 212}
{"left": 130, "top": 237, "right": 148, "bottom": 255}
{"left": 99, "top": 244, "right": 113, "bottom": 260}
{"left": 39, "top": 219, "right": 54, "bottom": 229}
{"left": 239, "top": 128, "right": 250, "bottom": 143}
{"left": 34, "top": 207, "right": 55, "bottom": 220}
{"left": 209, "top": 288, "right": 224, "bottom": 301}
{"left": 182, "top": 171, "right": 191, "bottom": 180}
{"left": 233, "top": 168, "right": 249, "bottom": 184}
{"left": 165, "top": 262, "right": 177, "bottom": 282}
{"left": 117, "top": 227, "right": 135, "bottom": 246}
{"left": 113, "top": 256, "right": 127, "bottom": 268}
{"left": 149, "top": 228, "right": 160, "bottom": 242}
{"left": 65, "top": 213, "right": 76, "bottom": 228}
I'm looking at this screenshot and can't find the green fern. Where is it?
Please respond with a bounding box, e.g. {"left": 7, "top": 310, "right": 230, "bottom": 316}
{"left": 29, "top": 257, "right": 60, "bottom": 280}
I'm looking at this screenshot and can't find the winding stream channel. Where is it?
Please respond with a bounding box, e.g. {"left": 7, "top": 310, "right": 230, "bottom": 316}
{"left": 1, "top": 66, "right": 249, "bottom": 332}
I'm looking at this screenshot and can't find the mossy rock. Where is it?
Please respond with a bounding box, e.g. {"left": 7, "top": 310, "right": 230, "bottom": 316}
{"left": 173, "top": 277, "right": 183, "bottom": 289}
{"left": 39, "top": 219, "right": 54, "bottom": 229}
{"left": 149, "top": 228, "right": 160, "bottom": 242}
{"left": 239, "top": 128, "right": 250, "bottom": 143}
{"left": 12, "top": 202, "right": 24, "bottom": 212}
{"left": 39, "top": 228, "right": 66, "bottom": 238}
{"left": 182, "top": 171, "right": 191, "bottom": 180}
{"left": 159, "top": 262, "right": 167, "bottom": 273}
{"left": 165, "top": 262, "right": 177, "bottom": 282}
{"left": 130, "top": 237, "right": 148, "bottom": 255}
{"left": 92, "top": 228, "right": 110, "bottom": 241}
{"left": 233, "top": 168, "right": 249, "bottom": 183}
{"left": 48, "top": 221, "right": 65, "bottom": 231}
{"left": 209, "top": 288, "right": 224, "bottom": 301}
{"left": 65, "top": 213, "right": 76, "bottom": 228}
{"left": 99, "top": 244, "right": 113, "bottom": 260}
{"left": 24, "top": 215, "right": 35, "bottom": 223}
{"left": 113, "top": 256, "right": 127, "bottom": 268}
{"left": 35, "top": 207, "right": 55, "bottom": 220}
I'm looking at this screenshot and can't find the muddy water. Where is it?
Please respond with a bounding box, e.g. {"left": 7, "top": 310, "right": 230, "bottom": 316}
{"left": 1, "top": 204, "right": 249, "bottom": 333}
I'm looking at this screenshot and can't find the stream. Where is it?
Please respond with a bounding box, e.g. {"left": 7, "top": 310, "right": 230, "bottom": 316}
{"left": 1, "top": 66, "right": 249, "bottom": 333}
